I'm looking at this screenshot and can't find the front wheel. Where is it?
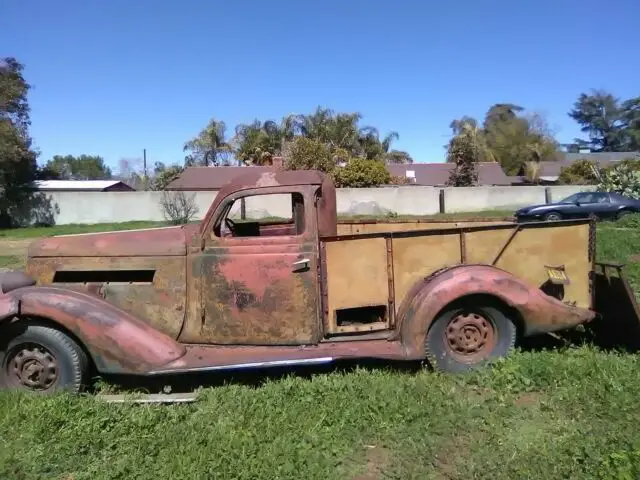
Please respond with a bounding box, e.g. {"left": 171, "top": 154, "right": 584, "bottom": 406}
{"left": 543, "top": 211, "right": 562, "bottom": 221}
{"left": 0, "top": 322, "right": 90, "bottom": 394}
{"left": 425, "top": 303, "right": 517, "bottom": 373}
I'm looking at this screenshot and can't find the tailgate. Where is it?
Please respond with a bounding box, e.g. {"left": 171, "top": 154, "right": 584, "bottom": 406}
{"left": 590, "top": 262, "right": 640, "bottom": 350}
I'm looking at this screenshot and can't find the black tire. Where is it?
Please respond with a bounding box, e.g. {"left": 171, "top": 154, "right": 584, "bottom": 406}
{"left": 425, "top": 303, "right": 516, "bottom": 374}
{"left": 0, "top": 322, "right": 90, "bottom": 394}
{"left": 543, "top": 211, "right": 562, "bottom": 221}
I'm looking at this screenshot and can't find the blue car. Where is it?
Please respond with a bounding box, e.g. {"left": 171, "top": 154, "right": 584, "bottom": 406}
{"left": 515, "top": 191, "right": 640, "bottom": 222}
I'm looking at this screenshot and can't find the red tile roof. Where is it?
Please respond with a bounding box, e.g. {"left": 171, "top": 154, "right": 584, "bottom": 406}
{"left": 387, "top": 162, "right": 511, "bottom": 186}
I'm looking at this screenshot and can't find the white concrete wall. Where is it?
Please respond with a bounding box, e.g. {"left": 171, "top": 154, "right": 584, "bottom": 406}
{"left": 338, "top": 187, "right": 441, "bottom": 216}
{"left": 444, "top": 186, "right": 546, "bottom": 212}
{"left": 25, "top": 185, "right": 597, "bottom": 225}
{"left": 547, "top": 185, "right": 597, "bottom": 202}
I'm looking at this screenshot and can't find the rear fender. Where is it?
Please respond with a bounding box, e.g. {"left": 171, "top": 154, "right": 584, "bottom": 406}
{"left": 394, "top": 264, "right": 596, "bottom": 357}
{"left": 1, "top": 286, "right": 186, "bottom": 374}
{"left": 0, "top": 295, "right": 19, "bottom": 322}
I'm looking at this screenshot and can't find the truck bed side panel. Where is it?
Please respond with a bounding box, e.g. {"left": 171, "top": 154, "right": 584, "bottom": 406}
{"left": 322, "top": 220, "right": 593, "bottom": 325}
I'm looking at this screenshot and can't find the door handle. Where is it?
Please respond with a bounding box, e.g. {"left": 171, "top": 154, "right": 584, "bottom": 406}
{"left": 292, "top": 258, "right": 310, "bottom": 272}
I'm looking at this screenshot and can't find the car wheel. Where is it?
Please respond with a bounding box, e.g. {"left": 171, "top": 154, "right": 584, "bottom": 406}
{"left": 0, "top": 322, "right": 90, "bottom": 394}
{"left": 425, "top": 303, "right": 517, "bottom": 374}
{"left": 543, "top": 212, "right": 562, "bottom": 221}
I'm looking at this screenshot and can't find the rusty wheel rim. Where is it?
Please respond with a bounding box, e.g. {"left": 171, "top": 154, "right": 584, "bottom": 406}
{"left": 444, "top": 312, "right": 497, "bottom": 363}
{"left": 5, "top": 343, "right": 59, "bottom": 391}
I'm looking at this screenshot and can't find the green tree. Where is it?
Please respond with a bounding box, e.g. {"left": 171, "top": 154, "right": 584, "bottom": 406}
{"left": 446, "top": 118, "right": 494, "bottom": 164}
{"left": 0, "top": 57, "right": 40, "bottom": 227}
{"left": 283, "top": 137, "right": 336, "bottom": 173}
{"left": 150, "top": 162, "right": 184, "bottom": 190}
{"left": 183, "top": 118, "right": 233, "bottom": 166}
{"left": 482, "top": 104, "right": 557, "bottom": 175}
{"left": 445, "top": 122, "right": 481, "bottom": 186}
{"left": 233, "top": 119, "right": 289, "bottom": 165}
{"left": 45, "top": 154, "right": 112, "bottom": 179}
{"left": 568, "top": 90, "right": 639, "bottom": 152}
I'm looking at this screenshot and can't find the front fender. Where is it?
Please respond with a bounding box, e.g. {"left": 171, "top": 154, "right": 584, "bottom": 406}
{"left": 1, "top": 286, "right": 186, "bottom": 374}
{"left": 395, "top": 264, "right": 596, "bottom": 357}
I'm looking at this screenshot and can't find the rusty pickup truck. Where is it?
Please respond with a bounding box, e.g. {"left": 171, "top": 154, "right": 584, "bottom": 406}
{"left": 0, "top": 169, "right": 638, "bottom": 394}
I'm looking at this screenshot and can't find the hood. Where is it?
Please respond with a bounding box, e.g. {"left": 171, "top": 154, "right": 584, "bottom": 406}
{"left": 516, "top": 203, "right": 555, "bottom": 214}
{"left": 27, "top": 224, "right": 199, "bottom": 258}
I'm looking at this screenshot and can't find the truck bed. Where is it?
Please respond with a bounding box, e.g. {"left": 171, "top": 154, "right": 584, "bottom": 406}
{"left": 321, "top": 219, "right": 593, "bottom": 334}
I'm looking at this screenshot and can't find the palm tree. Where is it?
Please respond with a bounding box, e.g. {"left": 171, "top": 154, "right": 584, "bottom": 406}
{"left": 183, "top": 118, "right": 233, "bottom": 166}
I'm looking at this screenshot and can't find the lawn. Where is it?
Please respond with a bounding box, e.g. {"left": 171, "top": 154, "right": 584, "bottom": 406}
{"left": 0, "top": 214, "right": 639, "bottom": 479}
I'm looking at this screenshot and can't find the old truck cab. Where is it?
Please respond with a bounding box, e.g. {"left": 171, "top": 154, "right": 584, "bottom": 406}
{"left": 0, "top": 169, "right": 636, "bottom": 394}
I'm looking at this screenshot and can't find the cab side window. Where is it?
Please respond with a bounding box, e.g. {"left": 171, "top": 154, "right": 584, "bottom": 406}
{"left": 213, "top": 192, "right": 305, "bottom": 238}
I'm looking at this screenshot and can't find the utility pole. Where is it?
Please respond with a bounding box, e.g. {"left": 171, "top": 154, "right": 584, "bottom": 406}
{"left": 143, "top": 149, "right": 147, "bottom": 178}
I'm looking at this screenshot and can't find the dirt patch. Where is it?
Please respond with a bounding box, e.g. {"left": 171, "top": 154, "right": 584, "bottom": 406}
{"left": 468, "top": 386, "right": 493, "bottom": 401}
{"left": 514, "top": 392, "right": 541, "bottom": 408}
{"left": 630, "top": 254, "right": 640, "bottom": 263}
{"left": 352, "top": 445, "right": 391, "bottom": 480}
{"left": 433, "top": 436, "right": 471, "bottom": 480}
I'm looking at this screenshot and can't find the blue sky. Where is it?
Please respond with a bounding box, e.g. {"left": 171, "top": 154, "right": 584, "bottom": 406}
{"left": 2, "top": 0, "right": 639, "bottom": 171}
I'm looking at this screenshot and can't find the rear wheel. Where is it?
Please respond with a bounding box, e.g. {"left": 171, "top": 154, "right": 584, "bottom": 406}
{"left": 543, "top": 211, "right": 562, "bottom": 221}
{"left": 0, "top": 322, "right": 90, "bottom": 394}
{"left": 425, "top": 303, "right": 517, "bottom": 373}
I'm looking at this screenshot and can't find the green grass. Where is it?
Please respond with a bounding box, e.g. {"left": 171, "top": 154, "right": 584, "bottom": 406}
{"left": 1, "top": 214, "right": 640, "bottom": 478}
{"left": 0, "top": 349, "right": 639, "bottom": 479}
{"left": 0, "top": 220, "right": 166, "bottom": 240}
{"left": 0, "top": 255, "right": 22, "bottom": 269}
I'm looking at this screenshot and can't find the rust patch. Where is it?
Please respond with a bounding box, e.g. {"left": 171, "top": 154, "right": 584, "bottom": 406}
{"left": 193, "top": 240, "right": 320, "bottom": 345}
{"left": 8, "top": 286, "right": 186, "bottom": 374}
{"left": 396, "top": 264, "right": 596, "bottom": 358}
{"left": 26, "top": 256, "right": 187, "bottom": 339}
{"left": 156, "top": 339, "right": 406, "bottom": 372}
{"left": 0, "top": 294, "right": 19, "bottom": 321}
{"left": 27, "top": 225, "right": 193, "bottom": 258}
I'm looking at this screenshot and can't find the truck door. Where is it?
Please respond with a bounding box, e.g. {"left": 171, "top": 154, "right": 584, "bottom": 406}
{"left": 197, "top": 187, "right": 321, "bottom": 345}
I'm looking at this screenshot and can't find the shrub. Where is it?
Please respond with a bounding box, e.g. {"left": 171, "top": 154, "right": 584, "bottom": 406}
{"left": 598, "top": 162, "right": 640, "bottom": 199}
{"left": 558, "top": 159, "right": 601, "bottom": 185}
{"left": 332, "top": 157, "right": 391, "bottom": 188}
{"left": 159, "top": 191, "right": 199, "bottom": 224}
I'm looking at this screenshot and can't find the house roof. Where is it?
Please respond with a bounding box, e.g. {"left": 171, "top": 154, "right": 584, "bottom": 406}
{"left": 557, "top": 151, "right": 640, "bottom": 162}
{"left": 387, "top": 162, "right": 512, "bottom": 186}
{"left": 33, "top": 180, "right": 134, "bottom": 191}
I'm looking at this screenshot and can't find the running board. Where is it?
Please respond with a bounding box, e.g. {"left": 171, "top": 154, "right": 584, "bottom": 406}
{"left": 148, "top": 356, "right": 335, "bottom": 376}
{"left": 96, "top": 392, "right": 200, "bottom": 404}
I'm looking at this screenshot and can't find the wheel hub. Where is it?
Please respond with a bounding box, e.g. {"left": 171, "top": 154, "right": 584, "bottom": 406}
{"left": 6, "top": 344, "right": 58, "bottom": 391}
{"left": 445, "top": 312, "right": 496, "bottom": 361}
